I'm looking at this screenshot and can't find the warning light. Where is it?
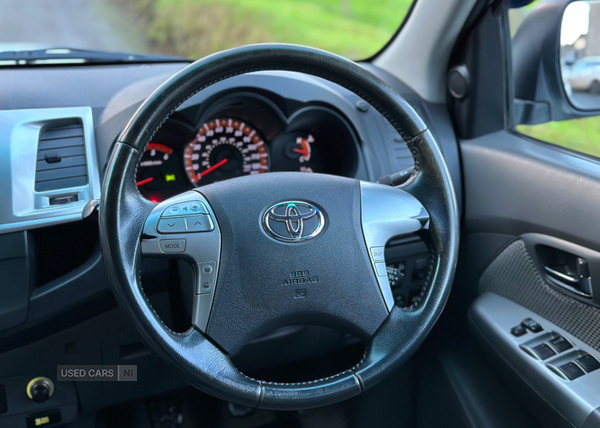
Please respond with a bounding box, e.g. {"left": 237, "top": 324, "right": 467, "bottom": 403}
{"left": 165, "top": 174, "right": 176, "bottom": 182}
{"left": 150, "top": 198, "right": 159, "bottom": 203}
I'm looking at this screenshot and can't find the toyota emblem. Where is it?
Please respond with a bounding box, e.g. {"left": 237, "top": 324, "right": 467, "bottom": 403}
{"left": 262, "top": 201, "right": 324, "bottom": 242}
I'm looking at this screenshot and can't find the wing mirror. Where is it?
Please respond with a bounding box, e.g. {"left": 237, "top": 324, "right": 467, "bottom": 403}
{"left": 560, "top": 1, "right": 600, "bottom": 110}
{"left": 513, "top": 0, "right": 600, "bottom": 124}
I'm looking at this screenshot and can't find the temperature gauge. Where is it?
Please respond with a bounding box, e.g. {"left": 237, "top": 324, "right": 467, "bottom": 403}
{"left": 273, "top": 132, "right": 317, "bottom": 173}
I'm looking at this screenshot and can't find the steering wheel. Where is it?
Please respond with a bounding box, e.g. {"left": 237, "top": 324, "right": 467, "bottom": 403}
{"left": 100, "top": 44, "right": 459, "bottom": 410}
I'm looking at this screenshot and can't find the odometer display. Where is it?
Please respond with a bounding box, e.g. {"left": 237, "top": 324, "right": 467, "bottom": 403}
{"left": 184, "top": 118, "right": 269, "bottom": 185}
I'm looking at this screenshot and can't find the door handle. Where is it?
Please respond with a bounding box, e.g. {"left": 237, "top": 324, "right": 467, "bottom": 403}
{"left": 544, "top": 260, "right": 593, "bottom": 298}
{"left": 544, "top": 266, "right": 580, "bottom": 284}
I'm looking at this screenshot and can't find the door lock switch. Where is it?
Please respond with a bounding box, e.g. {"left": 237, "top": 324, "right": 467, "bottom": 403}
{"left": 522, "top": 318, "right": 543, "bottom": 333}
{"left": 511, "top": 324, "right": 527, "bottom": 337}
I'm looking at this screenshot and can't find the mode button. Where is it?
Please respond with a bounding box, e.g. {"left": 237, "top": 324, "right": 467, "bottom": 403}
{"left": 159, "top": 239, "right": 186, "bottom": 253}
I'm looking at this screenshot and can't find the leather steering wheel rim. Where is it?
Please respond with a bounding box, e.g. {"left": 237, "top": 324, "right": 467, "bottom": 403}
{"left": 99, "top": 44, "right": 459, "bottom": 410}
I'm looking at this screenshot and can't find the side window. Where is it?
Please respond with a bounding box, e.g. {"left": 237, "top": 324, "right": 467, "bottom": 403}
{"left": 510, "top": 1, "right": 600, "bottom": 159}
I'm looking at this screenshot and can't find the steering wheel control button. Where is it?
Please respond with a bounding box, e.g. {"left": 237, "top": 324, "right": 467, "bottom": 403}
{"left": 189, "top": 202, "right": 206, "bottom": 214}
{"left": 197, "top": 262, "right": 216, "bottom": 294}
{"left": 558, "top": 362, "right": 585, "bottom": 380}
{"left": 158, "top": 217, "right": 187, "bottom": 233}
{"left": 159, "top": 239, "right": 186, "bottom": 253}
{"left": 374, "top": 262, "right": 388, "bottom": 277}
{"left": 521, "top": 318, "right": 543, "bottom": 333}
{"left": 510, "top": 324, "right": 527, "bottom": 337}
{"left": 162, "top": 201, "right": 208, "bottom": 217}
{"left": 575, "top": 354, "right": 600, "bottom": 373}
{"left": 387, "top": 266, "right": 401, "bottom": 288}
{"left": 548, "top": 336, "right": 573, "bottom": 353}
{"left": 531, "top": 343, "right": 556, "bottom": 360}
{"left": 370, "top": 247, "right": 385, "bottom": 262}
{"left": 187, "top": 215, "right": 214, "bottom": 232}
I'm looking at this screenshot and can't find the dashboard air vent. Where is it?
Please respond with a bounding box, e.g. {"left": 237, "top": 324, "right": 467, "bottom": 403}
{"left": 35, "top": 121, "right": 88, "bottom": 192}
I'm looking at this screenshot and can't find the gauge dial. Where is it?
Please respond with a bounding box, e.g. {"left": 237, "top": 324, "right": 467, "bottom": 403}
{"left": 282, "top": 132, "right": 315, "bottom": 173}
{"left": 270, "top": 131, "right": 318, "bottom": 174}
{"left": 184, "top": 118, "right": 269, "bottom": 186}
{"left": 136, "top": 143, "right": 184, "bottom": 202}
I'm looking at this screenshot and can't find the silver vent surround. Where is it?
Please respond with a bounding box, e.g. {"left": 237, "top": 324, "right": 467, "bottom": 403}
{"left": 0, "top": 107, "right": 101, "bottom": 234}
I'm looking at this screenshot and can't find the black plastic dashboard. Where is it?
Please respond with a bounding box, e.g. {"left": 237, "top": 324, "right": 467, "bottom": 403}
{"left": 0, "top": 60, "right": 463, "bottom": 421}
{"left": 0, "top": 61, "right": 461, "bottom": 387}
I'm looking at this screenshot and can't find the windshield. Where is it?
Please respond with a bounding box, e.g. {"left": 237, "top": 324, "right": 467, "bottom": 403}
{"left": 2, "top": 0, "right": 413, "bottom": 61}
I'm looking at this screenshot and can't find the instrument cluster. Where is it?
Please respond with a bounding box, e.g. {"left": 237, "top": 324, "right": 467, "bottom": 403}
{"left": 135, "top": 94, "right": 360, "bottom": 202}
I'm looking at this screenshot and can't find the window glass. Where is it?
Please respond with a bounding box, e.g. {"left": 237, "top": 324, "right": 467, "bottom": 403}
{"left": 3, "top": 0, "right": 414, "bottom": 60}
{"left": 509, "top": 1, "right": 600, "bottom": 159}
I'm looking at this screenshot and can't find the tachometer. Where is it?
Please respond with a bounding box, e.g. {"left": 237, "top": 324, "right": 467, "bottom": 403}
{"left": 184, "top": 118, "right": 269, "bottom": 186}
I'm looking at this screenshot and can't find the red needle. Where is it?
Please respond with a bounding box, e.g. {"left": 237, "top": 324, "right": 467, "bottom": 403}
{"left": 293, "top": 148, "right": 310, "bottom": 155}
{"left": 200, "top": 158, "right": 229, "bottom": 177}
{"left": 136, "top": 177, "right": 154, "bottom": 186}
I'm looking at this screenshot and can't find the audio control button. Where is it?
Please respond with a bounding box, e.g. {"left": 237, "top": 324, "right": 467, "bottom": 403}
{"left": 157, "top": 218, "right": 187, "bottom": 233}
{"left": 159, "top": 239, "right": 186, "bottom": 253}
{"left": 187, "top": 215, "right": 214, "bottom": 232}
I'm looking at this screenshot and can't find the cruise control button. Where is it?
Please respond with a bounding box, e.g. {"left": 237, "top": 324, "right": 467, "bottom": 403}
{"left": 159, "top": 239, "right": 186, "bottom": 253}
{"left": 197, "top": 261, "right": 216, "bottom": 294}
{"left": 157, "top": 218, "right": 187, "bottom": 233}
{"left": 370, "top": 247, "right": 385, "bottom": 262}
{"left": 187, "top": 215, "right": 214, "bottom": 232}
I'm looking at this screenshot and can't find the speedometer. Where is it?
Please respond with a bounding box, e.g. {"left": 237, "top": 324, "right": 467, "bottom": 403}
{"left": 184, "top": 118, "right": 269, "bottom": 186}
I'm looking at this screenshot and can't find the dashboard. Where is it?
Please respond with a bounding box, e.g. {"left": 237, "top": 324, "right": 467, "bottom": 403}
{"left": 0, "top": 63, "right": 463, "bottom": 335}
{"left": 135, "top": 93, "right": 359, "bottom": 202}
{"left": 0, "top": 61, "right": 462, "bottom": 420}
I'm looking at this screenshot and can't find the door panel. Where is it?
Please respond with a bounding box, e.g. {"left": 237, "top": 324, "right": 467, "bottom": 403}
{"left": 460, "top": 130, "right": 600, "bottom": 427}
{"left": 461, "top": 131, "right": 600, "bottom": 250}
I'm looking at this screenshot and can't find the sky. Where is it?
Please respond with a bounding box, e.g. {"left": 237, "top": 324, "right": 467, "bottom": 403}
{"left": 561, "top": 1, "right": 591, "bottom": 46}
